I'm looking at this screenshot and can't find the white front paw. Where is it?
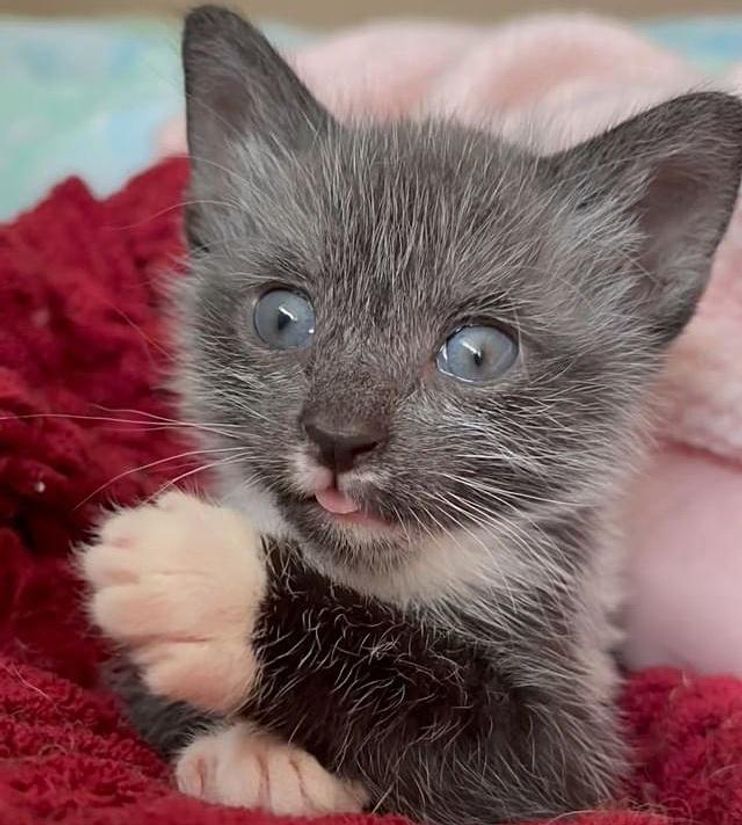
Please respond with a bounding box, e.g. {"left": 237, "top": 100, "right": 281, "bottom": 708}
{"left": 176, "top": 722, "right": 367, "bottom": 815}
{"left": 79, "top": 491, "right": 266, "bottom": 713}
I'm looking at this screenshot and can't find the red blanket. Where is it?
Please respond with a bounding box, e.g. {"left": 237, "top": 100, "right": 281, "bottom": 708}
{"left": 1, "top": 159, "right": 741, "bottom": 824}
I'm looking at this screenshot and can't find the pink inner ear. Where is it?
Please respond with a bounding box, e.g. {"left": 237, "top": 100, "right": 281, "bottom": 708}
{"left": 638, "top": 160, "right": 699, "bottom": 254}
{"left": 621, "top": 442, "right": 742, "bottom": 677}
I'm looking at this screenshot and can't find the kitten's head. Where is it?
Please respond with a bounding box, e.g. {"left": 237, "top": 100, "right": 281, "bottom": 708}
{"left": 177, "top": 7, "right": 742, "bottom": 600}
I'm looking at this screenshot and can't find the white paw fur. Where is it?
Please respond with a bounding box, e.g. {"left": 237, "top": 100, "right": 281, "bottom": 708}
{"left": 176, "top": 722, "right": 367, "bottom": 815}
{"left": 79, "top": 491, "right": 266, "bottom": 713}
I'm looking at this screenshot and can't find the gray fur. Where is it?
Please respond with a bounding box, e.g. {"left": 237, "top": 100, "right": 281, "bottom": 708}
{"left": 179, "top": 7, "right": 741, "bottom": 587}
{"left": 134, "top": 5, "right": 742, "bottom": 822}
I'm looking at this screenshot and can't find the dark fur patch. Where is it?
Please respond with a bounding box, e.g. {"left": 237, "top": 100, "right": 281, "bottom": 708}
{"left": 247, "top": 539, "right": 624, "bottom": 823}
{"left": 104, "top": 657, "right": 219, "bottom": 756}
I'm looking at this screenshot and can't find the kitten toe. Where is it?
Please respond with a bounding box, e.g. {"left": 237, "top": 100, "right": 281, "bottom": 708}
{"left": 135, "top": 639, "right": 257, "bottom": 712}
{"left": 175, "top": 722, "right": 366, "bottom": 815}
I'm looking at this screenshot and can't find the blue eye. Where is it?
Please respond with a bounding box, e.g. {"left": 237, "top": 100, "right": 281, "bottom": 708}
{"left": 253, "top": 289, "right": 315, "bottom": 350}
{"left": 436, "top": 325, "right": 517, "bottom": 384}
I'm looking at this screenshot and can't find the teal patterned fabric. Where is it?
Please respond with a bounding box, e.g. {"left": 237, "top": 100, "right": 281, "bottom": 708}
{"left": 0, "top": 19, "right": 181, "bottom": 221}
{"left": 645, "top": 17, "right": 742, "bottom": 73}
{"left": 1, "top": 15, "right": 741, "bottom": 221}
{"left": 0, "top": 17, "right": 308, "bottom": 220}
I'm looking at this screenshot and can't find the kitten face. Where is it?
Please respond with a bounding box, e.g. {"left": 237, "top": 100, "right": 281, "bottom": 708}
{"left": 181, "top": 127, "right": 641, "bottom": 577}
{"left": 177, "top": 8, "right": 742, "bottom": 595}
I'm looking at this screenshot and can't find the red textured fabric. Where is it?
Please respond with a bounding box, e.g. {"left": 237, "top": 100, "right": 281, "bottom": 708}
{"left": 1, "top": 160, "right": 741, "bottom": 824}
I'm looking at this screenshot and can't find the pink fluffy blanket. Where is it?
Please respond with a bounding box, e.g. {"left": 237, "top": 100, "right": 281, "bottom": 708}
{"left": 158, "top": 13, "right": 742, "bottom": 678}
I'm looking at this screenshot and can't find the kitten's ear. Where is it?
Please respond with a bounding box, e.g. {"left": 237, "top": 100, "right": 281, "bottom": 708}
{"left": 183, "top": 6, "right": 330, "bottom": 154}
{"left": 182, "top": 6, "right": 331, "bottom": 241}
{"left": 549, "top": 92, "right": 742, "bottom": 345}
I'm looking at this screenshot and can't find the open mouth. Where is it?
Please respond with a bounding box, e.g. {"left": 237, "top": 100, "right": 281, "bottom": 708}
{"left": 281, "top": 481, "right": 393, "bottom": 531}
{"left": 285, "top": 455, "right": 396, "bottom": 532}
{"left": 315, "top": 486, "right": 360, "bottom": 515}
{"left": 313, "top": 485, "right": 391, "bottom": 529}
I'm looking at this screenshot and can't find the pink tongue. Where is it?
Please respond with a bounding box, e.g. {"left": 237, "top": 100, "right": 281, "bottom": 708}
{"left": 315, "top": 487, "right": 360, "bottom": 515}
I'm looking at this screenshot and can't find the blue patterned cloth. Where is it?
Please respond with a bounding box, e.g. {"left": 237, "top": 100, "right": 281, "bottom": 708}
{"left": 645, "top": 17, "right": 742, "bottom": 72}
{"left": 1, "top": 15, "right": 741, "bottom": 221}
{"left": 0, "top": 17, "right": 308, "bottom": 220}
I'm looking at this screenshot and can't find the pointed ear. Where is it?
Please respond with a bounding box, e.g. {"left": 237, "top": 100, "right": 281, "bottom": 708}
{"left": 549, "top": 92, "right": 742, "bottom": 345}
{"left": 181, "top": 6, "right": 332, "bottom": 244}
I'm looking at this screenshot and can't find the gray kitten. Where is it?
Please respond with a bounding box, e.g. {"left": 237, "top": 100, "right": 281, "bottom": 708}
{"left": 100, "top": 6, "right": 742, "bottom": 824}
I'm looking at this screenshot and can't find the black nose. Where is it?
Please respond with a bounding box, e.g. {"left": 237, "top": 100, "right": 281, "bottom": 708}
{"left": 301, "top": 412, "right": 385, "bottom": 473}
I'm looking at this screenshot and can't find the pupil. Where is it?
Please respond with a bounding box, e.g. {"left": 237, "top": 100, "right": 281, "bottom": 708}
{"left": 276, "top": 307, "right": 293, "bottom": 332}
{"left": 472, "top": 348, "right": 484, "bottom": 367}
